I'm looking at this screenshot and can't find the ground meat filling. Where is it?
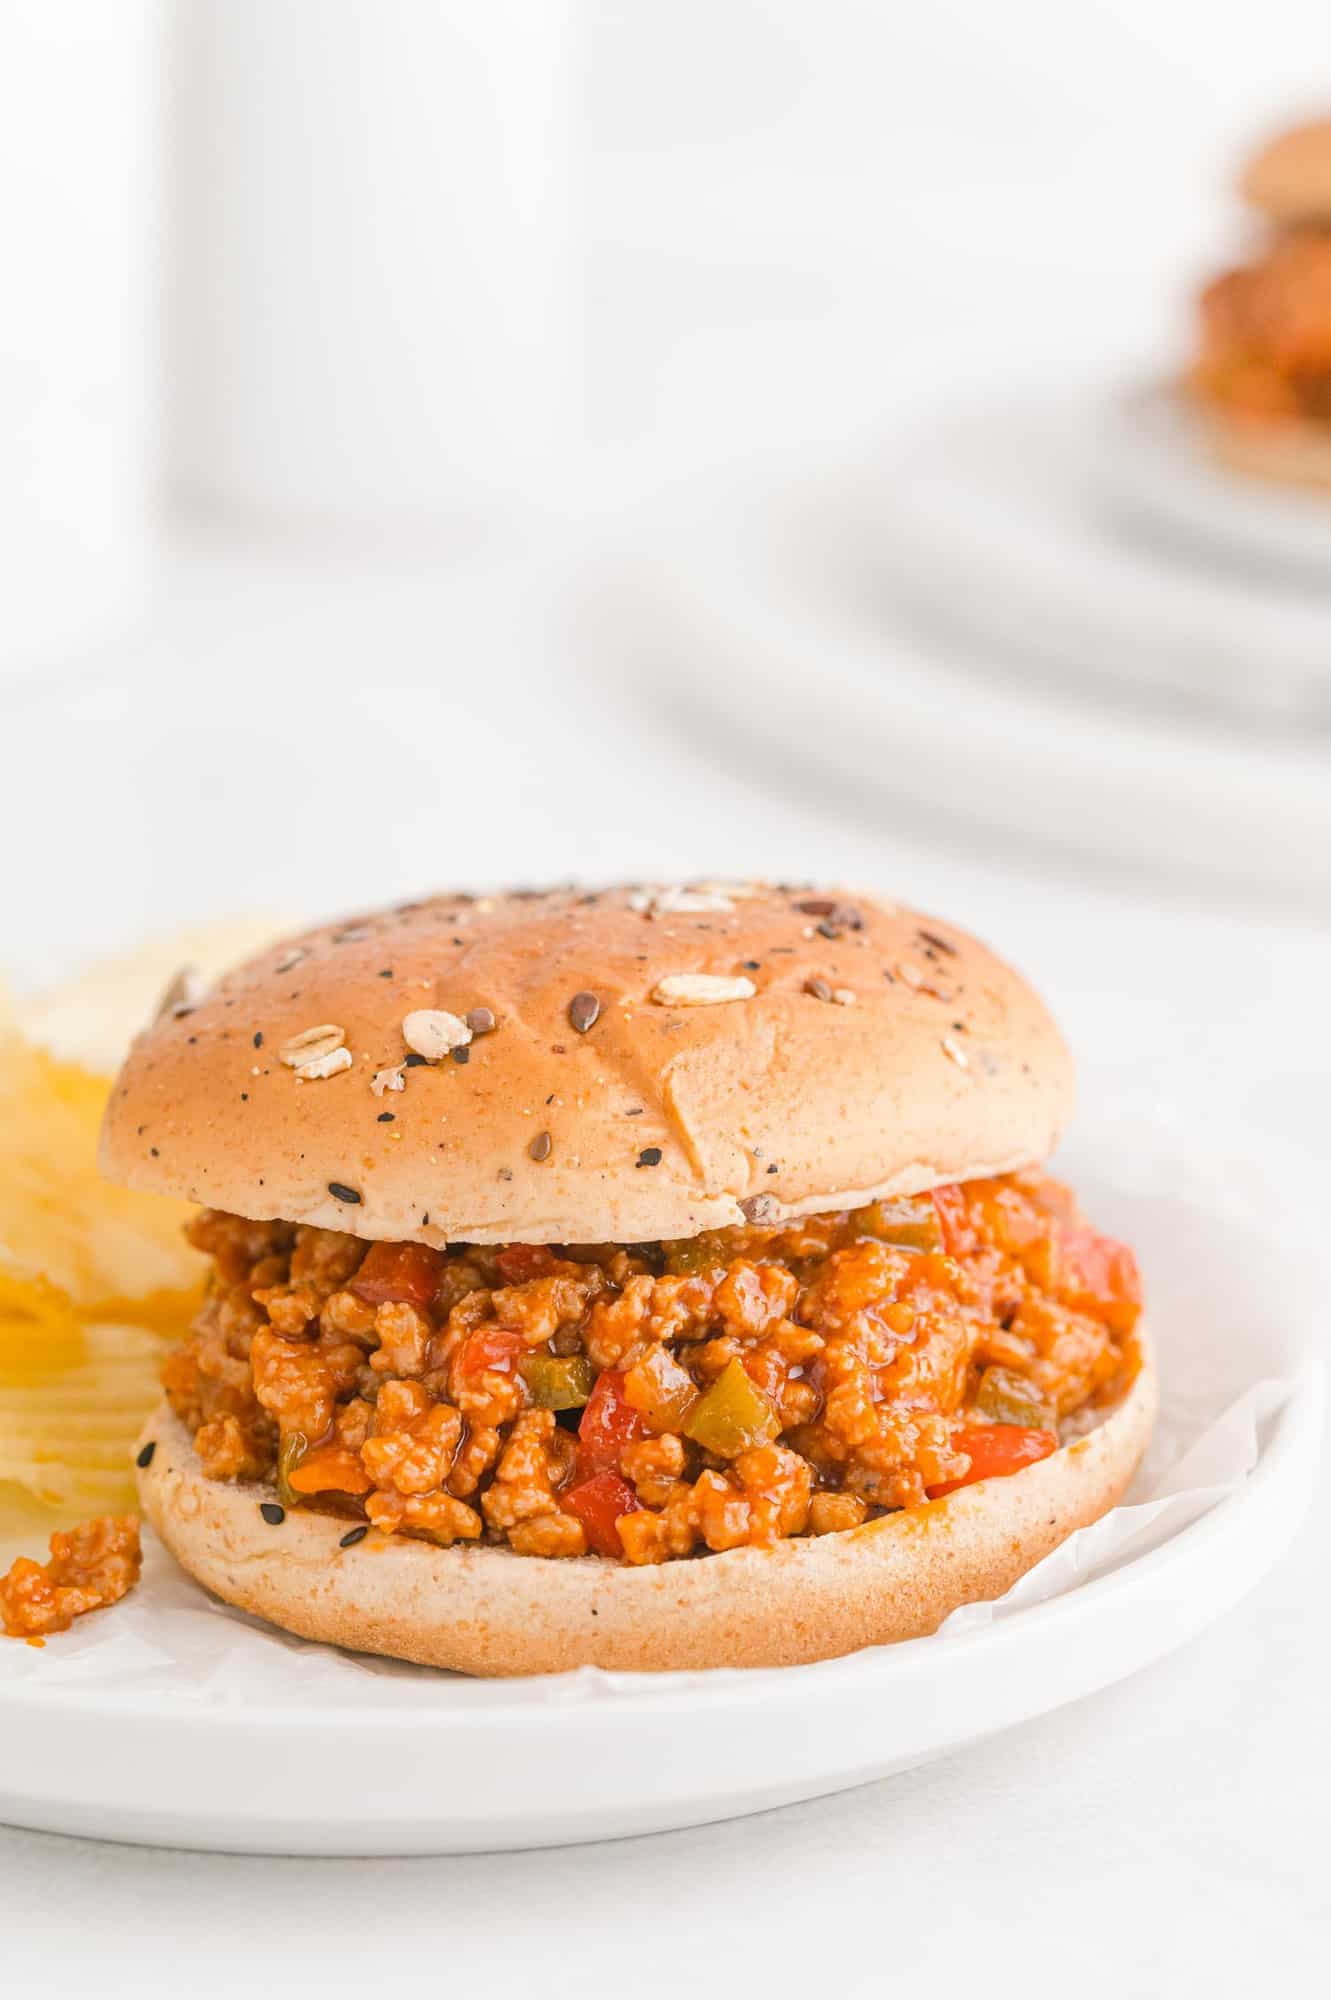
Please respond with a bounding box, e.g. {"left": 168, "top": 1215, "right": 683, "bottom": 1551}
{"left": 1193, "top": 228, "right": 1331, "bottom": 422}
{"left": 163, "top": 1173, "right": 1142, "bottom": 1564}
{"left": 0, "top": 1516, "right": 142, "bottom": 1638}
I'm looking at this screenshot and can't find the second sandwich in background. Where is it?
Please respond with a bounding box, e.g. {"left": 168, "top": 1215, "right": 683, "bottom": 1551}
{"left": 1191, "top": 114, "right": 1331, "bottom": 488}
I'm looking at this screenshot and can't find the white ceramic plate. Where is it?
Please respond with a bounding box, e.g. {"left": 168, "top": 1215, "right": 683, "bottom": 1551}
{"left": 597, "top": 455, "right": 1331, "bottom": 912}
{"left": 0, "top": 1140, "right": 1321, "bottom": 1855}
{"left": 866, "top": 390, "right": 1331, "bottom": 730}
{"left": 1100, "top": 383, "right": 1331, "bottom": 588}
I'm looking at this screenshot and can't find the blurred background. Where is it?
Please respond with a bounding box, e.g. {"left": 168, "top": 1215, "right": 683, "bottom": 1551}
{"left": 3, "top": 0, "right": 1331, "bottom": 1156}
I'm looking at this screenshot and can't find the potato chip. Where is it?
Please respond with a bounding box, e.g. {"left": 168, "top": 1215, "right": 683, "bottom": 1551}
{"left": 18, "top": 915, "right": 287, "bottom": 1074}
{"left": 0, "top": 921, "right": 294, "bottom": 1531}
{"left": 0, "top": 1021, "right": 203, "bottom": 1328}
{"left": 0, "top": 1317, "right": 162, "bottom": 1517}
{"left": 0, "top": 1269, "right": 85, "bottom": 1376}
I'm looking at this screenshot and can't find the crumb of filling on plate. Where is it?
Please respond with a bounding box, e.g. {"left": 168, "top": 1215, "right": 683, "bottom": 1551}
{"left": 0, "top": 1515, "right": 142, "bottom": 1639}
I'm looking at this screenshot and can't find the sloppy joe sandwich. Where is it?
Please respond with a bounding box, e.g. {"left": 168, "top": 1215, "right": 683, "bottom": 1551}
{"left": 1191, "top": 114, "right": 1331, "bottom": 487}
{"left": 102, "top": 884, "right": 1153, "bottom": 1674}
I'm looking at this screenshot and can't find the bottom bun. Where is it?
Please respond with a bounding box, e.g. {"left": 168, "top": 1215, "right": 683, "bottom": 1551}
{"left": 137, "top": 1334, "right": 1156, "bottom": 1676}
{"left": 1193, "top": 404, "right": 1331, "bottom": 492}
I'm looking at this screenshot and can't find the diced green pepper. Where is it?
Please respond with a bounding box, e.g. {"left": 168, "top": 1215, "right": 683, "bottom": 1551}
{"left": 682, "top": 1358, "right": 780, "bottom": 1457}
{"left": 520, "top": 1352, "right": 597, "bottom": 1411}
{"left": 863, "top": 1196, "right": 942, "bottom": 1252}
{"left": 975, "top": 1366, "right": 1054, "bottom": 1430}
{"left": 276, "top": 1431, "right": 309, "bottom": 1509}
{"left": 661, "top": 1235, "right": 727, "bottom": 1276}
{"left": 622, "top": 1345, "right": 698, "bottom": 1431}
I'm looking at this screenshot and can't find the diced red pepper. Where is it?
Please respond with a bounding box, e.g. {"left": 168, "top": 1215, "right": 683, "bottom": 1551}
{"left": 455, "top": 1326, "right": 526, "bottom": 1378}
{"left": 927, "top": 1422, "right": 1058, "bottom": 1498}
{"left": 495, "top": 1244, "right": 559, "bottom": 1285}
{"left": 561, "top": 1472, "right": 640, "bottom": 1557}
{"left": 930, "top": 1183, "right": 975, "bottom": 1258}
{"left": 351, "top": 1240, "right": 444, "bottom": 1309}
{"left": 576, "top": 1369, "right": 650, "bottom": 1479}
{"left": 1057, "top": 1225, "right": 1142, "bottom": 1336}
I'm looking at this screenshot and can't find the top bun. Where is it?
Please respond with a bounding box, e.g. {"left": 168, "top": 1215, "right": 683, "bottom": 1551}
{"left": 1242, "top": 116, "right": 1331, "bottom": 223}
{"left": 100, "top": 884, "right": 1074, "bottom": 1246}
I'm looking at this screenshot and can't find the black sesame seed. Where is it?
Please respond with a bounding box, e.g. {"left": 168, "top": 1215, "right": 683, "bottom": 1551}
{"left": 815, "top": 921, "right": 841, "bottom": 941}
{"left": 253, "top": 1031, "right": 264, "bottom": 1048}
{"left": 742, "top": 960, "right": 761, "bottom": 971}
{"left": 150, "top": 1146, "right": 160, "bottom": 1157}
{"left": 403, "top": 1052, "right": 428, "bottom": 1068}
{"left": 339, "top": 1525, "right": 369, "bottom": 1549}
{"left": 422, "top": 1212, "right": 430, "bottom": 1226}
{"left": 568, "top": 990, "right": 601, "bottom": 1034}
{"left": 260, "top": 1502, "right": 286, "bottom": 1526}
{"left": 529, "top": 1131, "right": 552, "bottom": 1162}
{"left": 626, "top": 1106, "right": 644, "bottom": 1115}
{"left": 917, "top": 928, "right": 958, "bottom": 957}
{"left": 378, "top": 968, "right": 394, "bottom": 979}
{"left": 450, "top": 1044, "right": 470, "bottom": 1065}
{"left": 636, "top": 1146, "right": 663, "bottom": 1168}
{"left": 240, "top": 1091, "right": 249, "bottom": 1102}
{"left": 328, "top": 1181, "right": 362, "bottom": 1204}
{"left": 377, "top": 1111, "right": 395, "bottom": 1122}
{"left": 136, "top": 1440, "right": 156, "bottom": 1469}
{"left": 766, "top": 1162, "right": 779, "bottom": 1174}
{"left": 465, "top": 1007, "right": 496, "bottom": 1035}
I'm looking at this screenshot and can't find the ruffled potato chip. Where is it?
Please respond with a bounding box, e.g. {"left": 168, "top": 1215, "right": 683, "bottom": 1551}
{"left": 0, "top": 933, "right": 289, "bottom": 1532}
{"left": 0, "top": 1319, "right": 163, "bottom": 1516}
{"left": 0, "top": 1019, "right": 203, "bottom": 1330}
{"left": 18, "top": 916, "right": 286, "bottom": 1074}
{"left": 0, "top": 923, "right": 287, "bottom": 1531}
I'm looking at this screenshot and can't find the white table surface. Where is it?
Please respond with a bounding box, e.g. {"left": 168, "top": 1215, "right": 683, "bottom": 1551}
{"left": 2, "top": 539, "right": 1328, "bottom": 1994}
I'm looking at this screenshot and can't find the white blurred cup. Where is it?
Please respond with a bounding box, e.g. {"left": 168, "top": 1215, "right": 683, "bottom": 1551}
{"left": 0, "top": 1, "right": 155, "bottom": 672}
{"left": 166, "top": 0, "right": 574, "bottom": 536}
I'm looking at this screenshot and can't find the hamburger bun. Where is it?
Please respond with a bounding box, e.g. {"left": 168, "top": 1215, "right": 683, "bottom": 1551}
{"left": 136, "top": 1334, "right": 1155, "bottom": 1675}
{"left": 105, "top": 882, "right": 1148, "bottom": 1678}
{"left": 1190, "top": 400, "right": 1331, "bottom": 492}
{"left": 1242, "top": 115, "right": 1331, "bottom": 225}
{"left": 101, "top": 885, "right": 1074, "bottom": 1247}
